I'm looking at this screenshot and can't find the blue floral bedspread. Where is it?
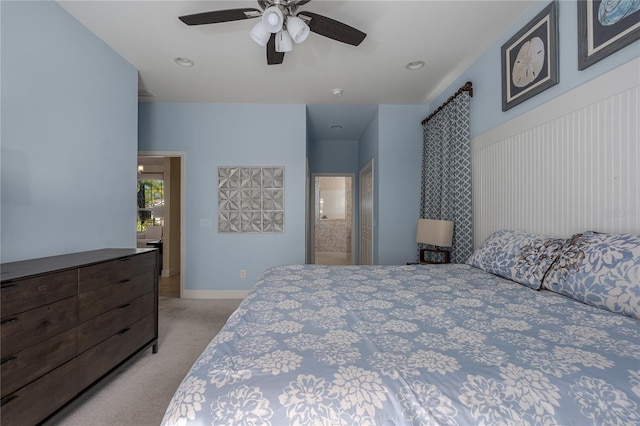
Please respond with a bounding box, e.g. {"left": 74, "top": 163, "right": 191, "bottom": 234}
{"left": 162, "top": 264, "right": 640, "bottom": 425}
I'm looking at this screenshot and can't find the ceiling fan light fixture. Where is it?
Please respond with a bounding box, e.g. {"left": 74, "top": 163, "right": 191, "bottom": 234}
{"left": 287, "top": 16, "right": 310, "bottom": 43}
{"left": 250, "top": 21, "right": 271, "bottom": 47}
{"left": 262, "top": 6, "right": 284, "bottom": 33}
{"left": 275, "top": 30, "right": 294, "bottom": 53}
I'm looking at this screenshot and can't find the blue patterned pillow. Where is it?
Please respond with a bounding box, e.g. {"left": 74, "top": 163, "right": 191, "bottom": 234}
{"left": 467, "top": 230, "right": 566, "bottom": 289}
{"left": 542, "top": 231, "right": 640, "bottom": 320}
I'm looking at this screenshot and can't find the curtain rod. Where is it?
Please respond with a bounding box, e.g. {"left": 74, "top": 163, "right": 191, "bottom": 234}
{"left": 421, "top": 81, "right": 473, "bottom": 126}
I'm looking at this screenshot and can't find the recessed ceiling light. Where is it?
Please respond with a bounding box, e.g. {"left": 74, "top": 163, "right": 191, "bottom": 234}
{"left": 174, "top": 57, "right": 195, "bottom": 67}
{"left": 331, "top": 88, "right": 343, "bottom": 97}
{"left": 331, "top": 125, "right": 343, "bottom": 130}
{"left": 405, "top": 60, "right": 425, "bottom": 70}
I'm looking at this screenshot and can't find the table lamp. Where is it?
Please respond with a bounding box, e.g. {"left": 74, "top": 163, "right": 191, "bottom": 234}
{"left": 416, "top": 218, "right": 454, "bottom": 263}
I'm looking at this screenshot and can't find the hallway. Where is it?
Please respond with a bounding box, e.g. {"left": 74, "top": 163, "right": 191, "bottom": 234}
{"left": 159, "top": 274, "right": 180, "bottom": 298}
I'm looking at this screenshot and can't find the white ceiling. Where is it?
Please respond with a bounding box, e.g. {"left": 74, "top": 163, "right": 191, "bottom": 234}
{"left": 58, "top": 0, "right": 534, "bottom": 139}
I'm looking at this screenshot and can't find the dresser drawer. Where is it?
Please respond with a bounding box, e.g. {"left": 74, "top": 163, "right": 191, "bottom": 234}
{"left": 78, "top": 252, "right": 156, "bottom": 293}
{"left": 78, "top": 271, "right": 154, "bottom": 322}
{"left": 1, "top": 328, "right": 76, "bottom": 398}
{"left": 0, "top": 269, "right": 77, "bottom": 318}
{"left": 77, "top": 314, "right": 155, "bottom": 390}
{"left": 0, "top": 358, "right": 78, "bottom": 426}
{"left": 1, "top": 296, "right": 78, "bottom": 358}
{"left": 77, "top": 292, "right": 154, "bottom": 353}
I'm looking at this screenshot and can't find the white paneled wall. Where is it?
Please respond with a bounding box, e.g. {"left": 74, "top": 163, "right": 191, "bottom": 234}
{"left": 472, "top": 59, "right": 640, "bottom": 246}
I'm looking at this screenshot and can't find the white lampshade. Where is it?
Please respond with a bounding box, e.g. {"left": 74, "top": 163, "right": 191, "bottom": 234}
{"left": 287, "top": 16, "right": 310, "bottom": 43}
{"left": 249, "top": 21, "right": 270, "bottom": 47}
{"left": 416, "top": 218, "right": 454, "bottom": 247}
{"left": 262, "top": 6, "right": 284, "bottom": 33}
{"left": 275, "top": 30, "right": 293, "bottom": 52}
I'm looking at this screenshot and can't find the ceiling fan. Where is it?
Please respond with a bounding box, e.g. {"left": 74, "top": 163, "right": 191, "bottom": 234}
{"left": 179, "top": 0, "right": 366, "bottom": 65}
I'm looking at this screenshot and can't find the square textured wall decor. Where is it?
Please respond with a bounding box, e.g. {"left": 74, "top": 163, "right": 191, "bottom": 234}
{"left": 218, "top": 167, "right": 284, "bottom": 233}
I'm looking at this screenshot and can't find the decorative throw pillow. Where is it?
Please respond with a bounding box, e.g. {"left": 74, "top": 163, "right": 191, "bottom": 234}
{"left": 542, "top": 231, "right": 640, "bottom": 320}
{"left": 467, "top": 230, "right": 566, "bottom": 289}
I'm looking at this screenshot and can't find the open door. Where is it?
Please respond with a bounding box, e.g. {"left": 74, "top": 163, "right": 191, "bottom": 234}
{"left": 359, "top": 160, "right": 374, "bottom": 265}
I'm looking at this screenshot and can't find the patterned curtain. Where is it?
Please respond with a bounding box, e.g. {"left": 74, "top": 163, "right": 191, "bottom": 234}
{"left": 419, "top": 92, "right": 472, "bottom": 263}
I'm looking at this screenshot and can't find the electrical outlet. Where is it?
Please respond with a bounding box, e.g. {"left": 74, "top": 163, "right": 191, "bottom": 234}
{"left": 240, "top": 270, "right": 246, "bottom": 279}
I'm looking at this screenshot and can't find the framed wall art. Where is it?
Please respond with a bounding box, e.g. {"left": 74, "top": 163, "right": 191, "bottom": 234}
{"left": 218, "top": 166, "right": 284, "bottom": 233}
{"left": 578, "top": 0, "right": 640, "bottom": 70}
{"left": 501, "top": 1, "right": 559, "bottom": 111}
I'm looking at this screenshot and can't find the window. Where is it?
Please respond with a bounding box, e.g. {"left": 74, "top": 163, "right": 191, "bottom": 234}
{"left": 137, "top": 179, "right": 164, "bottom": 231}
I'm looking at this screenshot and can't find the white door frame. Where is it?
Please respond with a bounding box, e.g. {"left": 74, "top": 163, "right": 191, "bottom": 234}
{"left": 359, "top": 159, "right": 374, "bottom": 265}
{"left": 139, "top": 150, "right": 185, "bottom": 298}
{"left": 310, "top": 173, "right": 356, "bottom": 265}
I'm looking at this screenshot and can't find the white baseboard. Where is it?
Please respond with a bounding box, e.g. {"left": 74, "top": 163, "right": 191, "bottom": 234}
{"left": 181, "top": 289, "right": 249, "bottom": 299}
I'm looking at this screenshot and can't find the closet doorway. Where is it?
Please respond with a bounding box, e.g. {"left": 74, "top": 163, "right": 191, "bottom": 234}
{"left": 311, "top": 174, "right": 355, "bottom": 265}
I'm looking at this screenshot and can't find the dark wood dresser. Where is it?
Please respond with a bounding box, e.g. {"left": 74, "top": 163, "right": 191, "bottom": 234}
{"left": 0, "top": 248, "right": 158, "bottom": 426}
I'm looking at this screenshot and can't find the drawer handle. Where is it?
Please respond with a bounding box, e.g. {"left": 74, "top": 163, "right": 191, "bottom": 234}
{"left": 1, "top": 395, "right": 18, "bottom": 407}
{"left": 118, "top": 303, "right": 131, "bottom": 310}
{"left": 118, "top": 327, "right": 131, "bottom": 335}
{"left": 118, "top": 279, "right": 131, "bottom": 284}
{"left": 1, "top": 318, "right": 18, "bottom": 326}
{"left": 0, "top": 356, "right": 18, "bottom": 366}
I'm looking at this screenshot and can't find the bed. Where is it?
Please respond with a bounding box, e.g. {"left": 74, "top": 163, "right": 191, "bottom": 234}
{"left": 162, "top": 230, "right": 640, "bottom": 425}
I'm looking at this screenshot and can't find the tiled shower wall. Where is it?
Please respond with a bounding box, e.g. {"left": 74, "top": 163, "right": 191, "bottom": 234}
{"left": 315, "top": 219, "right": 351, "bottom": 253}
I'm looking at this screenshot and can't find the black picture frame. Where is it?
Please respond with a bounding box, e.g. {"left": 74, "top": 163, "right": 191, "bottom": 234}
{"left": 578, "top": 0, "right": 640, "bottom": 70}
{"left": 501, "top": 1, "right": 559, "bottom": 111}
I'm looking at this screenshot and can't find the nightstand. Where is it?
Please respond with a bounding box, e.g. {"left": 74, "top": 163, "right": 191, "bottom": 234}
{"left": 418, "top": 248, "right": 450, "bottom": 264}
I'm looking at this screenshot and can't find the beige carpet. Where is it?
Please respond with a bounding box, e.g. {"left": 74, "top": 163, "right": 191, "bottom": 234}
{"left": 54, "top": 297, "right": 242, "bottom": 426}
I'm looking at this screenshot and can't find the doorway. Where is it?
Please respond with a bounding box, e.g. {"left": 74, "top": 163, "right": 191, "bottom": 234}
{"left": 138, "top": 152, "right": 184, "bottom": 298}
{"left": 311, "top": 174, "right": 354, "bottom": 265}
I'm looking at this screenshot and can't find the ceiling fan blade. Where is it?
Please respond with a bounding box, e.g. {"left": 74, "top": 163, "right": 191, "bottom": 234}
{"left": 296, "top": 0, "right": 313, "bottom": 6}
{"left": 299, "top": 11, "right": 366, "bottom": 46}
{"left": 179, "top": 8, "right": 261, "bottom": 26}
{"left": 267, "top": 33, "right": 285, "bottom": 65}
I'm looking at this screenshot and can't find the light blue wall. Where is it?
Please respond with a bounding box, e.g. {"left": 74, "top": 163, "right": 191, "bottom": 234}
{"left": 1, "top": 1, "right": 138, "bottom": 263}
{"left": 377, "top": 105, "right": 430, "bottom": 265}
{"left": 308, "top": 140, "right": 359, "bottom": 173}
{"left": 138, "top": 103, "right": 306, "bottom": 290}
{"left": 431, "top": 0, "right": 640, "bottom": 138}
